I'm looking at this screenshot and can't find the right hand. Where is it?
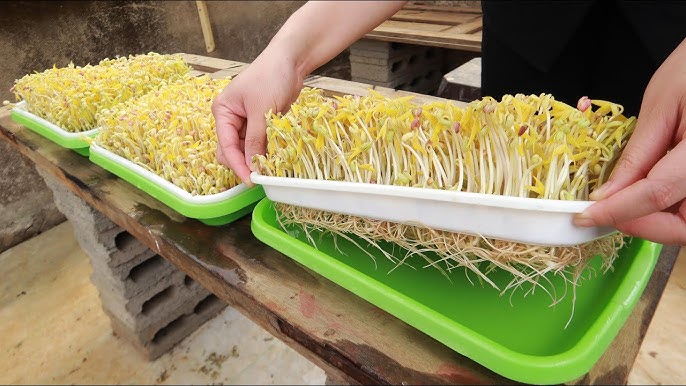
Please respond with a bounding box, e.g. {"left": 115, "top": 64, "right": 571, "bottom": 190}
{"left": 212, "top": 49, "right": 304, "bottom": 185}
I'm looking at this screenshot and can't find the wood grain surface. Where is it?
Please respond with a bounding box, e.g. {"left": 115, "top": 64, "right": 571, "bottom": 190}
{"left": 365, "top": 4, "right": 483, "bottom": 51}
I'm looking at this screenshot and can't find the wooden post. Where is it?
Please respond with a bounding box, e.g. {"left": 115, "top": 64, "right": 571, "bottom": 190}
{"left": 196, "top": 0, "right": 216, "bottom": 53}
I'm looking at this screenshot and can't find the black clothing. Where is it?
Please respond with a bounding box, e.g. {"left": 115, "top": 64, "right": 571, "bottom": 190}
{"left": 481, "top": 1, "right": 686, "bottom": 116}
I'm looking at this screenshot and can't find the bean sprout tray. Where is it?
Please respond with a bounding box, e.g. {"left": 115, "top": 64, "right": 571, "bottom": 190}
{"left": 89, "top": 143, "right": 264, "bottom": 225}
{"left": 11, "top": 101, "right": 97, "bottom": 156}
{"left": 251, "top": 173, "right": 617, "bottom": 247}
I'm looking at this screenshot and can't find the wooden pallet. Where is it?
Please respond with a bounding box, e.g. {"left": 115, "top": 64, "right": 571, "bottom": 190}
{"left": 176, "top": 53, "right": 466, "bottom": 107}
{"left": 365, "top": 3, "right": 482, "bottom": 52}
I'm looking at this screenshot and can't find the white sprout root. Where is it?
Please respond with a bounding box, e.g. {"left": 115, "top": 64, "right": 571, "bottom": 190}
{"left": 276, "top": 203, "right": 626, "bottom": 309}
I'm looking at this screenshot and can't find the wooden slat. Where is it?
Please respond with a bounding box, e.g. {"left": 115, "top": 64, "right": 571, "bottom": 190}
{"left": 443, "top": 17, "right": 483, "bottom": 34}
{"left": 208, "top": 67, "right": 246, "bottom": 79}
{"left": 391, "top": 9, "right": 480, "bottom": 25}
{"left": 402, "top": 3, "right": 483, "bottom": 14}
{"left": 378, "top": 19, "right": 454, "bottom": 33}
{"left": 364, "top": 4, "right": 483, "bottom": 51}
{"left": 304, "top": 75, "right": 467, "bottom": 107}
{"left": 363, "top": 34, "right": 481, "bottom": 52}
{"left": 178, "top": 53, "right": 244, "bottom": 70}
{"left": 367, "top": 20, "right": 482, "bottom": 51}
{"left": 178, "top": 55, "right": 469, "bottom": 106}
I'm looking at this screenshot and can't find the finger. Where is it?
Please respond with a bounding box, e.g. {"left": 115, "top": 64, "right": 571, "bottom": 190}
{"left": 576, "top": 140, "right": 686, "bottom": 227}
{"left": 590, "top": 97, "right": 674, "bottom": 201}
{"left": 216, "top": 143, "right": 227, "bottom": 166}
{"left": 212, "top": 100, "right": 253, "bottom": 185}
{"left": 614, "top": 209, "right": 686, "bottom": 245}
{"left": 244, "top": 110, "right": 268, "bottom": 174}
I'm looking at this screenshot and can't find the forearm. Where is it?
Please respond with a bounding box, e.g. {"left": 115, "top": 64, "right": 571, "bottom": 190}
{"left": 264, "top": 1, "right": 407, "bottom": 78}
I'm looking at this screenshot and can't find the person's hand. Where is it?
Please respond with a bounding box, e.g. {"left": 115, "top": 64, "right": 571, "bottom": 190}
{"left": 212, "top": 47, "right": 304, "bottom": 186}
{"left": 574, "top": 38, "right": 686, "bottom": 245}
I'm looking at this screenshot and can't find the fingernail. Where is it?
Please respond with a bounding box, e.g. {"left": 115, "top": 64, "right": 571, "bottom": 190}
{"left": 589, "top": 181, "right": 612, "bottom": 201}
{"left": 573, "top": 212, "right": 597, "bottom": 227}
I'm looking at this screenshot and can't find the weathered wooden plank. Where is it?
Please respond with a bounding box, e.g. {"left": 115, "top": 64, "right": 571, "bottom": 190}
{"left": 188, "top": 69, "right": 209, "bottom": 78}
{"left": 304, "top": 75, "right": 468, "bottom": 106}
{"left": 391, "top": 9, "right": 480, "bottom": 25}
{"left": 371, "top": 20, "right": 482, "bottom": 44}
{"left": 0, "top": 107, "right": 511, "bottom": 385}
{"left": 402, "top": 4, "right": 483, "bottom": 14}
{"left": 376, "top": 19, "right": 455, "bottom": 33}
{"left": 178, "top": 53, "right": 244, "bottom": 70}
{"left": 443, "top": 17, "right": 483, "bottom": 34}
{"left": 364, "top": 32, "right": 481, "bottom": 52}
{"left": 364, "top": 5, "right": 483, "bottom": 51}
{"left": 208, "top": 67, "right": 246, "bottom": 79}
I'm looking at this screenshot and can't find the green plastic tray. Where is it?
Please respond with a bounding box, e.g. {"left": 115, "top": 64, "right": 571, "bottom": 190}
{"left": 89, "top": 143, "right": 264, "bottom": 226}
{"left": 250, "top": 198, "right": 662, "bottom": 384}
{"left": 11, "top": 101, "right": 97, "bottom": 156}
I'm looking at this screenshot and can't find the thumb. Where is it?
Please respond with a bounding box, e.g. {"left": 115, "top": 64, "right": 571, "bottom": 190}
{"left": 590, "top": 101, "right": 673, "bottom": 201}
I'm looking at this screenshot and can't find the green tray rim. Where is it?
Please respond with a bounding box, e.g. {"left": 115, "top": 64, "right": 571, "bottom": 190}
{"left": 88, "top": 143, "right": 264, "bottom": 223}
{"left": 250, "top": 198, "right": 661, "bottom": 384}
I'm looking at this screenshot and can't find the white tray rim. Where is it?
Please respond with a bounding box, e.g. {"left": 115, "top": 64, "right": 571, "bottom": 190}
{"left": 250, "top": 172, "right": 618, "bottom": 246}
{"left": 90, "top": 142, "right": 248, "bottom": 205}
{"left": 12, "top": 100, "right": 100, "bottom": 139}
{"left": 251, "top": 173, "right": 595, "bottom": 213}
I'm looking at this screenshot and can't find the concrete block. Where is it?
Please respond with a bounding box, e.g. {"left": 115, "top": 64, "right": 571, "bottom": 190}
{"left": 350, "top": 55, "right": 441, "bottom": 83}
{"left": 350, "top": 39, "right": 429, "bottom": 60}
{"left": 350, "top": 39, "right": 395, "bottom": 52}
{"left": 35, "top": 167, "right": 227, "bottom": 361}
{"left": 353, "top": 67, "right": 444, "bottom": 94}
{"left": 437, "top": 57, "right": 482, "bottom": 102}
{"left": 89, "top": 249, "right": 177, "bottom": 299}
{"left": 98, "top": 270, "right": 208, "bottom": 335}
{"left": 39, "top": 172, "right": 152, "bottom": 269}
{"left": 108, "top": 292, "right": 226, "bottom": 360}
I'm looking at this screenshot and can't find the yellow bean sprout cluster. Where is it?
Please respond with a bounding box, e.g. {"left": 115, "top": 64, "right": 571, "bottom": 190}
{"left": 256, "top": 88, "right": 634, "bottom": 200}
{"left": 12, "top": 52, "right": 190, "bottom": 132}
{"left": 95, "top": 75, "right": 241, "bottom": 196}
{"left": 256, "top": 88, "right": 635, "bottom": 305}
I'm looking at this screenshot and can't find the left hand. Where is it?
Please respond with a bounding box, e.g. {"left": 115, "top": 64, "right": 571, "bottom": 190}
{"left": 573, "top": 38, "right": 686, "bottom": 245}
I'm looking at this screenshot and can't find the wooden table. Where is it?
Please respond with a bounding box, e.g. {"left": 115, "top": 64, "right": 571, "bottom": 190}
{"left": 364, "top": 3, "right": 483, "bottom": 52}
{"left": 0, "top": 54, "right": 678, "bottom": 385}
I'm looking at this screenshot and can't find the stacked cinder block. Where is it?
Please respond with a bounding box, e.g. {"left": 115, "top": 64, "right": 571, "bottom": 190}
{"left": 37, "top": 169, "right": 226, "bottom": 360}
{"left": 349, "top": 39, "right": 444, "bottom": 94}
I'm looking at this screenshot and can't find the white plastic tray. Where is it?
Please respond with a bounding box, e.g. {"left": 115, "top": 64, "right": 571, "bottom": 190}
{"left": 12, "top": 101, "right": 100, "bottom": 141}
{"left": 250, "top": 173, "right": 617, "bottom": 246}
{"left": 91, "top": 143, "right": 249, "bottom": 204}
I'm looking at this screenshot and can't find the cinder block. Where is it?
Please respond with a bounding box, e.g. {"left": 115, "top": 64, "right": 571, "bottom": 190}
{"left": 37, "top": 169, "right": 150, "bottom": 268}
{"left": 71, "top": 221, "right": 151, "bottom": 269}
{"left": 352, "top": 67, "right": 444, "bottom": 94}
{"left": 98, "top": 270, "right": 208, "bottom": 336}
{"left": 36, "top": 168, "right": 228, "bottom": 360}
{"left": 350, "top": 45, "right": 427, "bottom": 61}
{"left": 90, "top": 249, "right": 177, "bottom": 299}
{"left": 108, "top": 292, "right": 226, "bottom": 360}
{"left": 350, "top": 39, "right": 429, "bottom": 60}
{"left": 350, "top": 39, "right": 396, "bottom": 52}
{"left": 350, "top": 55, "right": 441, "bottom": 83}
